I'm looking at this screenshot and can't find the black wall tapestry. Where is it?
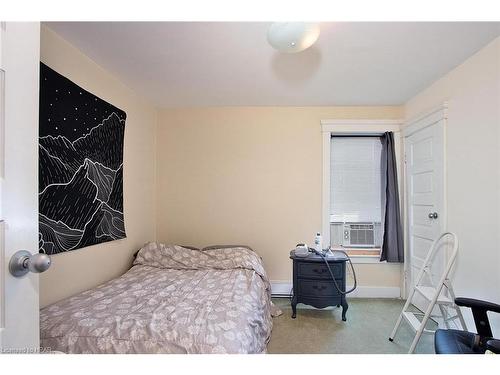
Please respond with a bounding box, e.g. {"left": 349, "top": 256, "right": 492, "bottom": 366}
{"left": 39, "top": 63, "right": 127, "bottom": 255}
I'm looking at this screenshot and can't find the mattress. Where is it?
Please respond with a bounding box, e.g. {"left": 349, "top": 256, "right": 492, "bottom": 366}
{"left": 40, "top": 243, "right": 279, "bottom": 353}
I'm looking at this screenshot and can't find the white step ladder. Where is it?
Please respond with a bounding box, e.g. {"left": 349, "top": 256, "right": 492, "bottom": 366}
{"left": 389, "top": 232, "right": 467, "bottom": 353}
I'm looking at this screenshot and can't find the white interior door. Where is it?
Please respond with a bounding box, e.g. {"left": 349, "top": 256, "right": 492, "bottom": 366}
{"left": 0, "top": 22, "right": 41, "bottom": 352}
{"left": 405, "top": 113, "right": 445, "bottom": 312}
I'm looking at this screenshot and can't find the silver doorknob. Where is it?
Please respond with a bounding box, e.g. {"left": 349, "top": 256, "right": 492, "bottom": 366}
{"left": 9, "top": 250, "right": 51, "bottom": 277}
{"left": 428, "top": 212, "right": 438, "bottom": 219}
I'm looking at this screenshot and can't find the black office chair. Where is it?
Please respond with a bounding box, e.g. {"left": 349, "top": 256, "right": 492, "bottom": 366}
{"left": 435, "top": 297, "right": 500, "bottom": 354}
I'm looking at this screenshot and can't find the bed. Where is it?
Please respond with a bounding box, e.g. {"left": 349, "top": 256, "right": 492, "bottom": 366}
{"left": 40, "top": 243, "right": 279, "bottom": 353}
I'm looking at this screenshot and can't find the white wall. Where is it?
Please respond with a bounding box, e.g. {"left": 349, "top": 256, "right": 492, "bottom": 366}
{"left": 39, "top": 26, "right": 158, "bottom": 307}
{"left": 405, "top": 37, "right": 500, "bottom": 335}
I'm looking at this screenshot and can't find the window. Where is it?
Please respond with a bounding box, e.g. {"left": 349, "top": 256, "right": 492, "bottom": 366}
{"left": 330, "top": 136, "right": 382, "bottom": 251}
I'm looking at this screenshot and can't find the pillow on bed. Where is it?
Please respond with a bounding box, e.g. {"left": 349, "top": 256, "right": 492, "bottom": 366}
{"left": 178, "top": 245, "right": 200, "bottom": 251}
{"left": 133, "top": 242, "right": 264, "bottom": 272}
{"left": 132, "top": 243, "right": 199, "bottom": 260}
{"left": 202, "top": 244, "right": 254, "bottom": 252}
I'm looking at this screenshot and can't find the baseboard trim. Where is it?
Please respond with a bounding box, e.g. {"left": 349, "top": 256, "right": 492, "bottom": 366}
{"left": 271, "top": 281, "right": 401, "bottom": 299}
{"left": 271, "top": 282, "right": 294, "bottom": 297}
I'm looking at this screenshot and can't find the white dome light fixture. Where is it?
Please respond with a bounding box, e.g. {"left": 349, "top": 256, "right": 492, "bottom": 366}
{"left": 267, "top": 22, "right": 320, "bottom": 53}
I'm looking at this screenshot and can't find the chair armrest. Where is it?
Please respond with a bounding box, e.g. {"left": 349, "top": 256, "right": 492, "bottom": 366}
{"left": 455, "top": 298, "right": 500, "bottom": 314}
{"left": 486, "top": 339, "right": 500, "bottom": 354}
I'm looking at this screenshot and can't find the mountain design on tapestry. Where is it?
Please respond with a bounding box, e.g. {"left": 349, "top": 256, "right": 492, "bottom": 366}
{"left": 39, "top": 63, "right": 127, "bottom": 255}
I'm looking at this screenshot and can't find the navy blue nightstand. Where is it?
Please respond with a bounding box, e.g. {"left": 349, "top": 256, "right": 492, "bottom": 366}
{"left": 290, "top": 251, "right": 349, "bottom": 321}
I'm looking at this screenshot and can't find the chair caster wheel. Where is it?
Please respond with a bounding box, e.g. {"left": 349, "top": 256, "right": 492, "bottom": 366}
{"left": 388, "top": 338, "right": 393, "bottom": 342}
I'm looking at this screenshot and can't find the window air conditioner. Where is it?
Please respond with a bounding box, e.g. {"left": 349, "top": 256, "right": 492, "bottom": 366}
{"left": 343, "top": 223, "right": 376, "bottom": 247}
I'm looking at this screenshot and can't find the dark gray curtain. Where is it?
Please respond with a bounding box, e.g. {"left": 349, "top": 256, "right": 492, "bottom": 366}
{"left": 380, "top": 132, "right": 404, "bottom": 262}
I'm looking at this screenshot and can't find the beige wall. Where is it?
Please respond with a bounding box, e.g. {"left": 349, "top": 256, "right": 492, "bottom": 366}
{"left": 405, "top": 37, "right": 500, "bottom": 334}
{"left": 157, "top": 107, "right": 404, "bottom": 290}
{"left": 39, "top": 26, "right": 158, "bottom": 307}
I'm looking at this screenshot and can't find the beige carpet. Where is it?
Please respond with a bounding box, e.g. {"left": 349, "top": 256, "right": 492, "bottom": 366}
{"left": 267, "top": 297, "right": 436, "bottom": 354}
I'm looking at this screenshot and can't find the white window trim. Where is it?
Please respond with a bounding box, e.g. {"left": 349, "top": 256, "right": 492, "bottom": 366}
{"left": 321, "top": 119, "right": 403, "bottom": 263}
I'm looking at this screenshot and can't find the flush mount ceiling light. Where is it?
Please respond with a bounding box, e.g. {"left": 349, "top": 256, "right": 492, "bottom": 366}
{"left": 267, "top": 22, "right": 320, "bottom": 53}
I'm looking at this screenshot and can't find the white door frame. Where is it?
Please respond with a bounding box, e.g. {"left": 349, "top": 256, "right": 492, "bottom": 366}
{"left": 0, "top": 22, "right": 4, "bottom": 348}
{"left": 402, "top": 103, "right": 448, "bottom": 298}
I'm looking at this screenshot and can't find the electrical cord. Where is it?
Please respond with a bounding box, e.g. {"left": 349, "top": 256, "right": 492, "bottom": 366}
{"left": 308, "top": 246, "right": 357, "bottom": 295}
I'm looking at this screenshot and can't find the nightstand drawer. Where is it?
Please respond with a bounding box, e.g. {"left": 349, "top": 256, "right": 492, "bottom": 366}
{"left": 297, "top": 262, "right": 343, "bottom": 279}
{"left": 298, "top": 280, "right": 344, "bottom": 297}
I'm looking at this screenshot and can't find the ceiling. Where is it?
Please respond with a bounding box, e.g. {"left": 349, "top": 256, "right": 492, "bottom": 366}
{"left": 45, "top": 22, "right": 500, "bottom": 108}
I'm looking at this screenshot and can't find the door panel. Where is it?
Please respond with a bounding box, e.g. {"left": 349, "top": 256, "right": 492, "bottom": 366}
{"left": 413, "top": 206, "right": 434, "bottom": 227}
{"left": 0, "top": 22, "right": 40, "bottom": 351}
{"left": 412, "top": 235, "right": 434, "bottom": 261}
{"left": 411, "top": 136, "right": 433, "bottom": 161}
{"left": 405, "top": 119, "right": 445, "bottom": 312}
{"left": 412, "top": 172, "right": 433, "bottom": 194}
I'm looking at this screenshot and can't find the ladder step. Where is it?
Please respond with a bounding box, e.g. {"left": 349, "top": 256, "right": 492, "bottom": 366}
{"left": 415, "top": 286, "right": 453, "bottom": 305}
{"left": 402, "top": 311, "right": 421, "bottom": 331}
{"left": 402, "top": 312, "right": 435, "bottom": 334}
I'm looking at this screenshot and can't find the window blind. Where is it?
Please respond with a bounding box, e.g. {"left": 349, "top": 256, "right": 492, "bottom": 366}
{"left": 330, "top": 137, "right": 382, "bottom": 223}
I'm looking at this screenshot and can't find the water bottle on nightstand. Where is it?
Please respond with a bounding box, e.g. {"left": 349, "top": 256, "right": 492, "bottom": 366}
{"left": 314, "top": 232, "right": 322, "bottom": 253}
